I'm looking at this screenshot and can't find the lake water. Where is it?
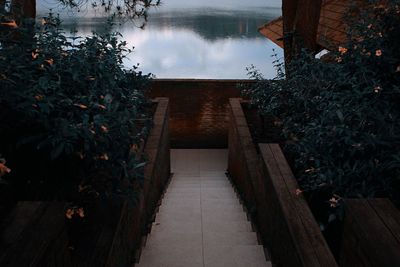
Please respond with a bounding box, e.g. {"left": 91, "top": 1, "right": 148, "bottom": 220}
{"left": 37, "top": 0, "right": 283, "bottom": 79}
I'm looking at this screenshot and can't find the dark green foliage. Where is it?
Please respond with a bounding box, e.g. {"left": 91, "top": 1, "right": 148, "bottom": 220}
{"left": 0, "top": 13, "right": 153, "bottom": 200}
{"left": 245, "top": 1, "right": 400, "bottom": 207}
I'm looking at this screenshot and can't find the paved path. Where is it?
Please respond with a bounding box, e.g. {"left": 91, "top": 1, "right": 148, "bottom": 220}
{"left": 137, "top": 149, "right": 271, "bottom": 267}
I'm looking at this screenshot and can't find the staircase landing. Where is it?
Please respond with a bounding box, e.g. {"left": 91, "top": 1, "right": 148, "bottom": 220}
{"left": 137, "top": 149, "right": 271, "bottom": 267}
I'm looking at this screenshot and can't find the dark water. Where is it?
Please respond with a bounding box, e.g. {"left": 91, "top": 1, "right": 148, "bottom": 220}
{"left": 37, "top": 1, "right": 283, "bottom": 79}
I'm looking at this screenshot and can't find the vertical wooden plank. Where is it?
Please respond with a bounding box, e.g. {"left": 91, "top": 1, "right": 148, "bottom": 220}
{"left": 293, "top": 0, "right": 323, "bottom": 52}
{"left": 282, "top": 0, "right": 299, "bottom": 64}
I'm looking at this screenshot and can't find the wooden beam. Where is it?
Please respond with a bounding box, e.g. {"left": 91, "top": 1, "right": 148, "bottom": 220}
{"left": 282, "top": 0, "right": 299, "bottom": 65}
{"left": 282, "top": 0, "right": 322, "bottom": 65}
{"left": 11, "top": 0, "right": 36, "bottom": 25}
{"left": 293, "top": 0, "right": 323, "bottom": 52}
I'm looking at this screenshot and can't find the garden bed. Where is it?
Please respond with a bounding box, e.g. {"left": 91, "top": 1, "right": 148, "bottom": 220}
{"left": 228, "top": 97, "right": 338, "bottom": 267}
{"left": 0, "top": 98, "right": 170, "bottom": 267}
{"left": 229, "top": 97, "right": 400, "bottom": 267}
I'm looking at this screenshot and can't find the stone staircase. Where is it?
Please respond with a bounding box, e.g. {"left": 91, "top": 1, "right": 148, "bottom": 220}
{"left": 136, "top": 149, "right": 272, "bottom": 267}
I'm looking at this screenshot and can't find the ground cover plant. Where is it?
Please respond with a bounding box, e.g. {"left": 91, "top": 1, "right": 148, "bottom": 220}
{"left": 244, "top": 0, "right": 400, "bottom": 227}
{"left": 0, "top": 12, "right": 153, "bottom": 203}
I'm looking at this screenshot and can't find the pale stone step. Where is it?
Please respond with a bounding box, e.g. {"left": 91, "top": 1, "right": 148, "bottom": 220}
{"left": 201, "top": 204, "right": 244, "bottom": 213}
{"left": 204, "top": 245, "right": 271, "bottom": 267}
{"left": 168, "top": 183, "right": 201, "bottom": 188}
{"left": 137, "top": 244, "right": 203, "bottom": 267}
{"left": 202, "top": 198, "right": 241, "bottom": 206}
{"left": 138, "top": 150, "right": 271, "bottom": 267}
{"left": 161, "top": 197, "right": 201, "bottom": 206}
{"left": 200, "top": 170, "right": 227, "bottom": 177}
{"left": 155, "top": 210, "right": 201, "bottom": 223}
{"left": 201, "top": 183, "right": 232, "bottom": 188}
{"left": 145, "top": 230, "right": 202, "bottom": 247}
{"left": 203, "top": 220, "right": 253, "bottom": 233}
{"left": 163, "top": 193, "right": 200, "bottom": 199}
{"left": 156, "top": 207, "right": 202, "bottom": 219}
{"left": 203, "top": 231, "right": 259, "bottom": 246}
{"left": 149, "top": 221, "right": 202, "bottom": 235}
{"left": 202, "top": 210, "right": 248, "bottom": 222}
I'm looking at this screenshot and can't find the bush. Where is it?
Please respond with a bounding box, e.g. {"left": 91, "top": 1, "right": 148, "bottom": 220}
{"left": 244, "top": 0, "right": 400, "bottom": 218}
{"left": 0, "top": 13, "right": 153, "bottom": 201}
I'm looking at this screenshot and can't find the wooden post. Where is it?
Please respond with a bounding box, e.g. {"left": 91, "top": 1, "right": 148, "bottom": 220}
{"left": 282, "top": 0, "right": 299, "bottom": 66}
{"left": 282, "top": 0, "right": 322, "bottom": 66}
{"left": 11, "top": 0, "right": 36, "bottom": 25}
{"left": 293, "top": 0, "right": 322, "bottom": 53}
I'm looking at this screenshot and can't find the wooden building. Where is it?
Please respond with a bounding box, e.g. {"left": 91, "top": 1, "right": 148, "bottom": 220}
{"left": 259, "top": 0, "right": 357, "bottom": 63}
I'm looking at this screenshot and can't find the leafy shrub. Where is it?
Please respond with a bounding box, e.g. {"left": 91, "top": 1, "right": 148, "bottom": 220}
{"left": 0, "top": 13, "right": 153, "bottom": 200}
{"left": 244, "top": 0, "right": 400, "bottom": 211}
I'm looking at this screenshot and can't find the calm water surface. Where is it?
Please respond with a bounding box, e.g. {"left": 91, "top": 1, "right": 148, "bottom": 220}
{"left": 37, "top": 0, "right": 283, "bottom": 79}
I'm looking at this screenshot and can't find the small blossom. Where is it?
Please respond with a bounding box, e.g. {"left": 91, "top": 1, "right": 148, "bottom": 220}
{"left": 338, "top": 46, "right": 348, "bottom": 55}
{"left": 329, "top": 194, "right": 342, "bottom": 208}
{"left": 132, "top": 143, "right": 139, "bottom": 151}
{"left": 65, "top": 208, "right": 74, "bottom": 219}
{"left": 396, "top": 66, "right": 400, "bottom": 72}
{"left": 86, "top": 76, "right": 96, "bottom": 81}
{"left": 74, "top": 103, "right": 88, "bottom": 109}
{"left": 1, "top": 20, "right": 18, "bottom": 28}
{"left": 100, "top": 153, "right": 109, "bottom": 160}
{"left": 375, "top": 49, "right": 382, "bottom": 57}
{"left": 34, "top": 95, "right": 43, "bottom": 101}
{"left": 295, "top": 189, "right": 303, "bottom": 196}
{"left": 0, "top": 162, "right": 11, "bottom": 177}
{"left": 305, "top": 168, "right": 315, "bottom": 173}
{"left": 31, "top": 51, "right": 39, "bottom": 60}
{"left": 374, "top": 85, "right": 382, "bottom": 93}
{"left": 100, "top": 125, "right": 108, "bottom": 133}
{"left": 45, "top": 58, "right": 54, "bottom": 65}
{"left": 336, "top": 57, "right": 342, "bottom": 63}
{"left": 77, "top": 207, "right": 85, "bottom": 218}
{"left": 78, "top": 184, "right": 89, "bottom": 192}
{"left": 97, "top": 104, "right": 106, "bottom": 109}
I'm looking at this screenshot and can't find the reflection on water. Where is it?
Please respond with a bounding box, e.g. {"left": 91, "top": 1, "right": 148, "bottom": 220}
{"left": 37, "top": 1, "right": 283, "bottom": 79}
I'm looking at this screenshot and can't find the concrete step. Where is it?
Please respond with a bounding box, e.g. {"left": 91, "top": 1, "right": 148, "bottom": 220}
{"left": 204, "top": 245, "right": 272, "bottom": 267}
{"left": 137, "top": 149, "right": 271, "bottom": 267}
{"left": 137, "top": 244, "right": 203, "bottom": 267}
{"left": 203, "top": 220, "right": 253, "bottom": 233}
{"left": 203, "top": 231, "right": 259, "bottom": 246}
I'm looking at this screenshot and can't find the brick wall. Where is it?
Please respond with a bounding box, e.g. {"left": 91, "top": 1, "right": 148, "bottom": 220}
{"left": 149, "top": 79, "right": 253, "bottom": 148}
